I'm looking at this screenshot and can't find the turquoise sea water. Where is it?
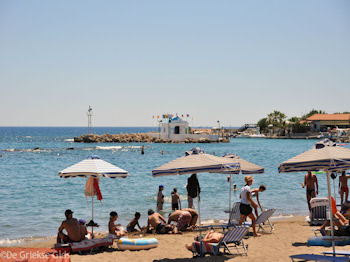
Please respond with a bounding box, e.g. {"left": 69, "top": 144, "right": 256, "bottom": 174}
{"left": 0, "top": 127, "right": 347, "bottom": 244}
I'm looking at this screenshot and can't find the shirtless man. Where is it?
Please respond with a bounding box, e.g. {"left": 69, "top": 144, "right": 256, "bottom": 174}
{"left": 339, "top": 171, "right": 350, "bottom": 206}
{"left": 302, "top": 171, "right": 318, "bottom": 211}
{"left": 57, "top": 209, "right": 83, "bottom": 243}
{"left": 147, "top": 209, "right": 176, "bottom": 234}
{"left": 251, "top": 184, "right": 266, "bottom": 216}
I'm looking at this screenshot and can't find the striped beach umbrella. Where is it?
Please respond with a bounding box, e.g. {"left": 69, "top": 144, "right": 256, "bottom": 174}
{"left": 58, "top": 155, "right": 129, "bottom": 236}
{"left": 152, "top": 149, "right": 240, "bottom": 225}
{"left": 278, "top": 144, "right": 350, "bottom": 253}
{"left": 222, "top": 154, "right": 264, "bottom": 212}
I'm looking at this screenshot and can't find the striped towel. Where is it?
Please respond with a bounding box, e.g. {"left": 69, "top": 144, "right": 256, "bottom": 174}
{"left": 191, "top": 241, "right": 218, "bottom": 255}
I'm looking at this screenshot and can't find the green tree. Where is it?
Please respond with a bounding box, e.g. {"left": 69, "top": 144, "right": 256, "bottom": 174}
{"left": 301, "top": 109, "right": 326, "bottom": 120}
{"left": 267, "top": 110, "right": 287, "bottom": 128}
{"left": 257, "top": 118, "right": 268, "bottom": 132}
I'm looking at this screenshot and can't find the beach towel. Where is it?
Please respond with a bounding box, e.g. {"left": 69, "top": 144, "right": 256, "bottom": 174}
{"left": 190, "top": 241, "right": 218, "bottom": 255}
{"left": 187, "top": 174, "right": 200, "bottom": 198}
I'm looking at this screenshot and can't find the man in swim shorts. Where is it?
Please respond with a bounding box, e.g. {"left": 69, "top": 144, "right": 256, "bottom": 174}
{"left": 302, "top": 171, "right": 318, "bottom": 211}
{"left": 147, "top": 209, "right": 176, "bottom": 234}
{"left": 57, "top": 209, "right": 83, "bottom": 243}
{"left": 339, "top": 171, "right": 350, "bottom": 206}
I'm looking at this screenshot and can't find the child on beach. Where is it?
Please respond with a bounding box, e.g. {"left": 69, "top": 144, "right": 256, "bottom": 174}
{"left": 171, "top": 187, "right": 181, "bottom": 210}
{"left": 251, "top": 184, "right": 266, "bottom": 216}
{"left": 127, "top": 212, "right": 142, "bottom": 232}
{"left": 239, "top": 176, "right": 260, "bottom": 237}
{"left": 157, "top": 185, "right": 165, "bottom": 211}
{"left": 108, "top": 211, "right": 126, "bottom": 238}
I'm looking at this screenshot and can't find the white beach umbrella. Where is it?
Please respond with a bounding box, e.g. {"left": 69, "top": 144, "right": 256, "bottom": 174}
{"left": 58, "top": 155, "right": 129, "bottom": 236}
{"left": 278, "top": 143, "right": 350, "bottom": 253}
{"left": 152, "top": 148, "right": 240, "bottom": 225}
{"left": 222, "top": 154, "right": 264, "bottom": 212}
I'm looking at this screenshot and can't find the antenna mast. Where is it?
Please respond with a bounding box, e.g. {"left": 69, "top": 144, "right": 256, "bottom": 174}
{"left": 87, "top": 105, "right": 93, "bottom": 134}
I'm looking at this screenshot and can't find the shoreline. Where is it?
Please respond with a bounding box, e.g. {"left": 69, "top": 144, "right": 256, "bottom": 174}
{"left": 1, "top": 215, "right": 332, "bottom": 262}
{"left": 0, "top": 213, "right": 302, "bottom": 248}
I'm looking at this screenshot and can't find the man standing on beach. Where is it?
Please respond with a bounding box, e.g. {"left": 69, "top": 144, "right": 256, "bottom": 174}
{"left": 339, "top": 171, "right": 350, "bottom": 206}
{"left": 302, "top": 171, "right": 318, "bottom": 211}
{"left": 57, "top": 209, "right": 82, "bottom": 243}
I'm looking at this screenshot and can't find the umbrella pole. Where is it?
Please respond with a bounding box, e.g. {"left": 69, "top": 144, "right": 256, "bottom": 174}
{"left": 229, "top": 174, "right": 232, "bottom": 215}
{"left": 326, "top": 170, "right": 335, "bottom": 254}
{"left": 92, "top": 196, "right": 94, "bottom": 239}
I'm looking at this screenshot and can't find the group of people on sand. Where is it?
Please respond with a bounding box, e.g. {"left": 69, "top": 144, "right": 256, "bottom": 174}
{"left": 57, "top": 207, "right": 200, "bottom": 244}
{"left": 302, "top": 170, "right": 350, "bottom": 211}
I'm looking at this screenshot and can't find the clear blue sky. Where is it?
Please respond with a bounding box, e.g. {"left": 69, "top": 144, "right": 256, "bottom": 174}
{"left": 0, "top": 0, "right": 349, "bottom": 127}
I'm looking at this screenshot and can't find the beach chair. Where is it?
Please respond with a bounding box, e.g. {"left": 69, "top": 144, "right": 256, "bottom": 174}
{"left": 323, "top": 251, "right": 350, "bottom": 257}
{"left": 308, "top": 198, "right": 329, "bottom": 226}
{"left": 190, "top": 225, "right": 249, "bottom": 257}
{"left": 241, "top": 208, "right": 276, "bottom": 233}
{"left": 290, "top": 254, "right": 350, "bottom": 261}
{"left": 198, "top": 202, "right": 241, "bottom": 231}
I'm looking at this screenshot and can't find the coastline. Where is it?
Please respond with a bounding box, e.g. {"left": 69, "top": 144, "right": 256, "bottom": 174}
{"left": 3, "top": 215, "right": 332, "bottom": 262}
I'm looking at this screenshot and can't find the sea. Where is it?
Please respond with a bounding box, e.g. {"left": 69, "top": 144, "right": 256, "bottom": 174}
{"left": 0, "top": 126, "right": 347, "bottom": 245}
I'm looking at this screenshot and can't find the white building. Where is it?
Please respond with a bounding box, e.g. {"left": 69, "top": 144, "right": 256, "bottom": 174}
{"left": 150, "top": 116, "right": 219, "bottom": 141}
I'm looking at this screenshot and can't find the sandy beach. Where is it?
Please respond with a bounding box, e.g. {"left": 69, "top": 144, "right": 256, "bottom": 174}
{"left": 13, "top": 216, "right": 337, "bottom": 262}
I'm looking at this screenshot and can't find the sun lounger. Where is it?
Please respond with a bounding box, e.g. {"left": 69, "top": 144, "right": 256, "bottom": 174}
{"left": 241, "top": 208, "right": 276, "bottom": 233}
{"left": 290, "top": 254, "right": 350, "bottom": 261}
{"left": 308, "top": 198, "right": 329, "bottom": 226}
{"left": 190, "top": 225, "right": 249, "bottom": 257}
{"left": 323, "top": 251, "right": 350, "bottom": 257}
{"left": 55, "top": 237, "right": 114, "bottom": 254}
{"left": 198, "top": 202, "right": 241, "bottom": 231}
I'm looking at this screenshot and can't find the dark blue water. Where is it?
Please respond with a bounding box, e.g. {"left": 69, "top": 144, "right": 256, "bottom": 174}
{"left": 0, "top": 127, "right": 345, "bottom": 244}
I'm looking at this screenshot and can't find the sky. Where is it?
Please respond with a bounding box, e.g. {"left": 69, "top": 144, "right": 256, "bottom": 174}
{"left": 0, "top": 0, "right": 349, "bottom": 127}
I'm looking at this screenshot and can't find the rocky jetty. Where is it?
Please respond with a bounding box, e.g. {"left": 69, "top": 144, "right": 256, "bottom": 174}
{"left": 73, "top": 133, "right": 229, "bottom": 143}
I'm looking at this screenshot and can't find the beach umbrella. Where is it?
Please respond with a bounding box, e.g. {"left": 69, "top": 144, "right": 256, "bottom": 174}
{"left": 152, "top": 148, "right": 240, "bottom": 225}
{"left": 278, "top": 143, "right": 350, "bottom": 254}
{"left": 58, "top": 155, "right": 129, "bottom": 236}
{"left": 222, "top": 154, "right": 264, "bottom": 212}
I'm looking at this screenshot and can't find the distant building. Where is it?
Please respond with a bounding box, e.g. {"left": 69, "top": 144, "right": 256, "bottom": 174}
{"left": 150, "top": 115, "right": 219, "bottom": 141}
{"left": 307, "top": 114, "right": 350, "bottom": 132}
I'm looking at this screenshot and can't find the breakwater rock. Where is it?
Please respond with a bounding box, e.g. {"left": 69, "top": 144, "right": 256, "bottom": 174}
{"left": 73, "top": 133, "right": 229, "bottom": 143}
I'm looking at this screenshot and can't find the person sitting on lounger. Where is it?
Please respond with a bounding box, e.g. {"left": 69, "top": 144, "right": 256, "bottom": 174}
{"left": 147, "top": 209, "right": 177, "bottom": 234}
{"left": 127, "top": 212, "right": 142, "bottom": 232}
{"left": 57, "top": 209, "right": 83, "bottom": 243}
{"left": 185, "top": 230, "right": 224, "bottom": 251}
{"left": 168, "top": 210, "right": 192, "bottom": 231}
{"left": 109, "top": 211, "right": 126, "bottom": 238}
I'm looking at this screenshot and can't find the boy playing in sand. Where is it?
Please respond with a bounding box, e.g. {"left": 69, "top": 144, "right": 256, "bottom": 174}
{"left": 251, "top": 184, "right": 266, "bottom": 216}
{"left": 109, "top": 211, "right": 126, "bottom": 238}
{"left": 147, "top": 209, "right": 177, "bottom": 234}
{"left": 127, "top": 212, "right": 142, "bottom": 232}
{"left": 339, "top": 171, "right": 350, "bottom": 206}
{"left": 171, "top": 187, "right": 181, "bottom": 210}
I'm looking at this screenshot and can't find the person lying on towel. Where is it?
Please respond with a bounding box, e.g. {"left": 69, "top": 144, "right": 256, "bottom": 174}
{"left": 57, "top": 209, "right": 84, "bottom": 243}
